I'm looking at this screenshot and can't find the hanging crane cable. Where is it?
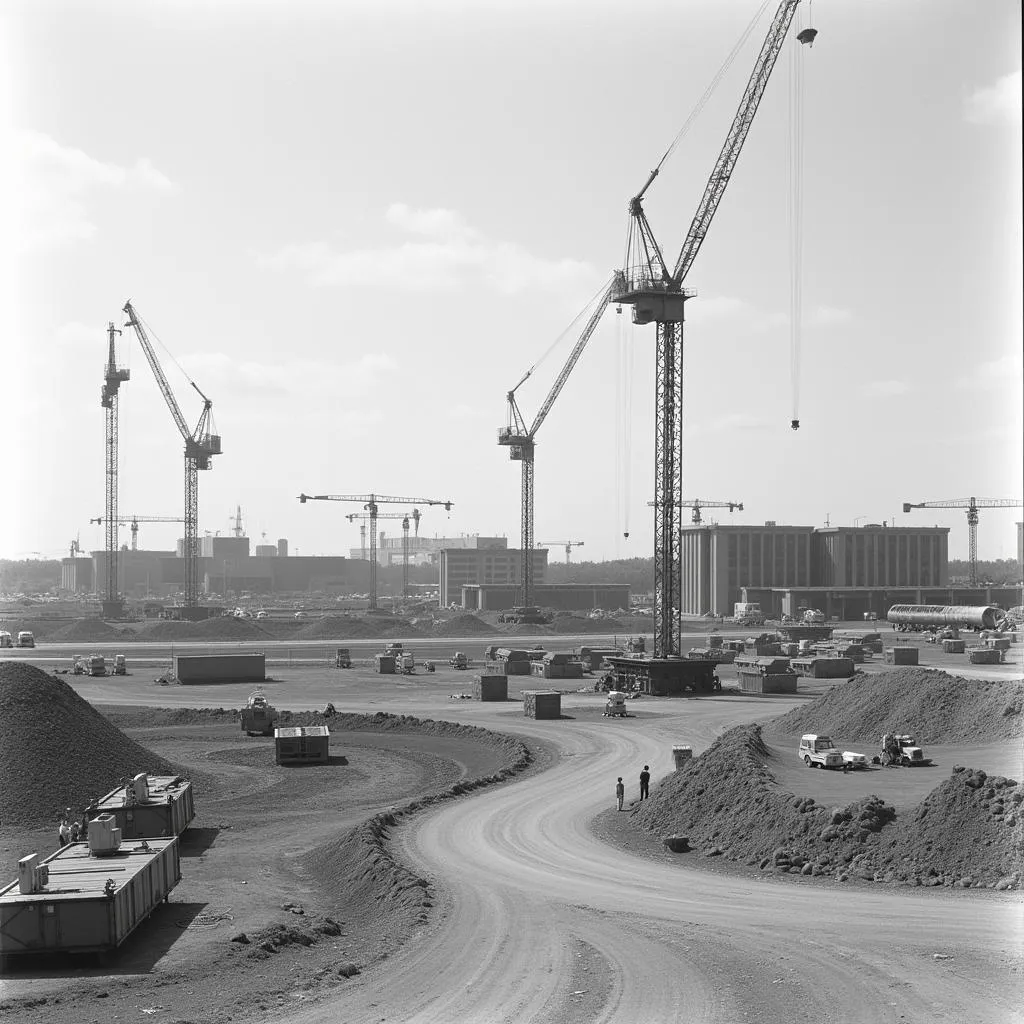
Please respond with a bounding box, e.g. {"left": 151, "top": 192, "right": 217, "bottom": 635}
{"left": 790, "top": 2, "right": 817, "bottom": 430}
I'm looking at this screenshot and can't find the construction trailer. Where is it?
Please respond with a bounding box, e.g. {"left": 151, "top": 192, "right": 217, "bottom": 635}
{"left": 473, "top": 674, "right": 508, "bottom": 702}
{"left": 0, "top": 821, "right": 180, "bottom": 956}
{"left": 967, "top": 646, "right": 1003, "bottom": 665}
{"left": 884, "top": 647, "right": 920, "bottom": 666}
{"left": 606, "top": 656, "right": 720, "bottom": 696}
{"left": 92, "top": 773, "right": 195, "bottom": 840}
{"left": 174, "top": 653, "right": 265, "bottom": 684}
{"left": 942, "top": 639, "right": 966, "bottom": 654}
{"left": 275, "top": 726, "right": 330, "bottom": 765}
{"left": 736, "top": 657, "right": 798, "bottom": 695}
{"left": 577, "top": 647, "right": 623, "bottom": 672}
{"left": 523, "top": 690, "right": 561, "bottom": 719}
{"left": 530, "top": 653, "right": 584, "bottom": 680}
{"left": 495, "top": 649, "right": 532, "bottom": 675}
{"left": 776, "top": 624, "right": 834, "bottom": 643}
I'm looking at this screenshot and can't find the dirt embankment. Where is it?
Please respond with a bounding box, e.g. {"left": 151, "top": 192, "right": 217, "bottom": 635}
{"left": 631, "top": 670, "right": 1024, "bottom": 890}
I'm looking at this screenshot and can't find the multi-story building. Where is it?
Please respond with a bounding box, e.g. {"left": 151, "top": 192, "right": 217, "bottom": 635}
{"left": 681, "top": 523, "right": 951, "bottom": 617}
{"left": 351, "top": 534, "right": 510, "bottom": 567}
{"left": 438, "top": 544, "right": 547, "bottom": 607}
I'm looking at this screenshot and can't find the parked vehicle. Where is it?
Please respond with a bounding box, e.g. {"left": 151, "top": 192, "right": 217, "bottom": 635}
{"left": 798, "top": 734, "right": 845, "bottom": 769}
{"left": 801, "top": 609, "right": 826, "bottom": 624}
{"left": 396, "top": 651, "right": 415, "bottom": 674}
{"left": 0, "top": 631, "right": 13, "bottom": 648}
{"left": 113, "top": 654, "right": 127, "bottom": 675}
{"left": 449, "top": 651, "right": 468, "bottom": 670}
{"left": 842, "top": 750, "right": 869, "bottom": 770}
{"left": 16, "top": 631, "right": 35, "bottom": 648}
{"left": 241, "top": 690, "right": 278, "bottom": 736}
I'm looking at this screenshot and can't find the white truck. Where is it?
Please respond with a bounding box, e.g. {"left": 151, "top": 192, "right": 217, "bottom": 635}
{"left": 733, "top": 602, "right": 766, "bottom": 626}
{"left": 798, "top": 734, "right": 845, "bottom": 769}
{"left": 0, "top": 631, "right": 13, "bottom": 648}
{"left": 16, "top": 631, "right": 35, "bottom": 648}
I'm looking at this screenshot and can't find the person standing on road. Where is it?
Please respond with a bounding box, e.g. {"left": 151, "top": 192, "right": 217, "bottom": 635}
{"left": 615, "top": 777, "right": 625, "bottom": 812}
{"left": 639, "top": 765, "right": 651, "bottom": 800}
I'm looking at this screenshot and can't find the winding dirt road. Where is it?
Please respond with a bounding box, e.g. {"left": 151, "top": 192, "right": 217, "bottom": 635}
{"left": 273, "top": 694, "right": 1023, "bottom": 1024}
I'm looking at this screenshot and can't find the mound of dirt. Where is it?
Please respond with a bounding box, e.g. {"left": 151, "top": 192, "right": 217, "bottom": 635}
{"left": 50, "top": 618, "right": 125, "bottom": 643}
{"left": 551, "top": 616, "right": 626, "bottom": 634}
{"left": 764, "top": 669, "right": 1024, "bottom": 743}
{"left": 137, "top": 617, "right": 272, "bottom": 642}
{"left": 0, "top": 663, "right": 178, "bottom": 827}
{"left": 295, "top": 617, "right": 378, "bottom": 640}
{"left": 631, "top": 723, "right": 1021, "bottom": 889}
{"left": 432, "top": 614, "right": 493, "bottom": 637}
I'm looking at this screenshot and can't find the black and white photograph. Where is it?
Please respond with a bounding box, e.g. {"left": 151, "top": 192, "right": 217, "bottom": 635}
{"left": 1, "top": 1, "right": 1021, "bottom": 1021}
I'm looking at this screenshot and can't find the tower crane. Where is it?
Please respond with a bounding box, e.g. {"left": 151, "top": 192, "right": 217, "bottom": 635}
{"left": 122, "top": 301, "right": 222, "bottom": 612}
{"left": 229, "top": 505, "right": 245, "bottom": 538}
{"left": 902, "top": 497, "right": 1024, "bottom": 587}
{"left": 539, "top": 541, "right": 584, "bottom": 563}
{"left": 499, "top": 282, "right": 615, "bottom": 607}
{"left": 345, "top": 510, "right": 422, "bottom": 599}
{"left": 614, "top": 0, "right": 809, "bottom": 661}
{"left": 298, "top": 493, "right": 452, "bottom": 611}
{"left": 90, "top": 515, "right": 186, "bottom": 552}
{"left": 100, "top": 320, "right": 130, "bottom": 618}
{"left": 646, "top": 498, "right": 744, "bottom": 525}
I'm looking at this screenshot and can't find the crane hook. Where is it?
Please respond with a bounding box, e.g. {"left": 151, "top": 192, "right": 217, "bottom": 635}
{"left": 791, "top": 420, "right": 800, "bottom": 431}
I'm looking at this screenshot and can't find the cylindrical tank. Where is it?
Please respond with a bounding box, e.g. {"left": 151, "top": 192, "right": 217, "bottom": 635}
{"left": 277, "top": 538, "right": 288, "bottom": 557}
{"left": 886, "top": 605, "right": 1000, "bottom": 630}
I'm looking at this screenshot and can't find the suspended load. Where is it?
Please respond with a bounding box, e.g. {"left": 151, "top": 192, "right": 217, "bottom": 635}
{"left": 797, "top": 27, "right": 817, "bottom": 46}
{"left": 791, "top": 419, "right": 800, "bottom": 430}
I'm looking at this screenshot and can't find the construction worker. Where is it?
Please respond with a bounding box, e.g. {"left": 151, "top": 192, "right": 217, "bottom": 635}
{"left": 70, "top": 819, "right": 81, "bottom": 843}
{"left": 639, "top": 765, "right": 651, "bottom": 800}
{"left": 58, "top": 818, "right": 71, "bottom": 847}
{"left": 615, "top": 777, "right": 625, "bottom": 812}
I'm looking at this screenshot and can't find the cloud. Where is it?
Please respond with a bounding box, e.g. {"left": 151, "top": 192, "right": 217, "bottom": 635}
{"left": 260, "top": 204, "right": 596, "bottom": 296}
{"left": 963, "top": 350, "right": 1024, "bottom": 389}
{"left": 807, "top": 304, "right": 853, "bottom": 327}
{"left": 862, "top": 379, "right": 911, "bottom": 398}
{"left": 13, "top": 130, "right": 178, "bottom": 250}
{"left": 182, "top": 350, "right": 400, "bottom": 401}
{"left": 965, "top": 70, "right": 1022, "bottom": 126}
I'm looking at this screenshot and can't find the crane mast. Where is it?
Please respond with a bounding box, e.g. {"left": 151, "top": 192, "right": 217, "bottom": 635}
{"left": 499, "top": 281, "right": 614, "bottom": 607}
{"left": 300, "top": 493, "right": 451, "bottom": 610}
{"left": 122, "top": 301, "right": 222, "bottom": 611}
{"left": 346, "top": 510, "right": 422, "bottom": 600}
{"left": 100, "top": 321, "right": 129, "bottom": 618}
{"left": 614, "top": 0, "right": 801, "bottom": 660}
{"left": 902, "top": 497, "right": 1024, "bottom": 587}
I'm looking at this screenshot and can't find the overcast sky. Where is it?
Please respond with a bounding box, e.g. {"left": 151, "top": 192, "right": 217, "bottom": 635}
{"left": 1, "top": 0, "right": 1021, "bottom": 565}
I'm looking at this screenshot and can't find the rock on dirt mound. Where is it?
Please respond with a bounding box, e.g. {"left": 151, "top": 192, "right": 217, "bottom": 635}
{"left": 631, "top": 723, "right": 1022, "bottom": 889}
{"left": 764, "top": 669, "right": 1024, "bottom": 744}
{"left": 432, "top": 614, "right": 493, "bottom": 637}
{"left": 0, "top": 662, "right": 178, "bottom": 828}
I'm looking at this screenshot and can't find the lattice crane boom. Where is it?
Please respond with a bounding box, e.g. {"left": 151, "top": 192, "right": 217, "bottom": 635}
{"left": 499, "top": 282, "right": 614, "bottom": 607}
{"left": 616, "top": 0, "right": 803, "bottom": 659}
{"left": 299, "top": 494, "right": 451, "bottom": 610}
{"left": 91, "top": 515, "right": 186, "bottom": 552}
{"left": 902, "top": 497, "right": 1023, "bottom": 587}
{"left": 539, "top": 540, "right": 585, "bottom": 563}
{"left": 122, "top": 301, "right": 222, "bottom": 610}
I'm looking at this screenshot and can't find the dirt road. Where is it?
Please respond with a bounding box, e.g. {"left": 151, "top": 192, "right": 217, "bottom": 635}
{"left": 267, "top": 694, "right": 1022, "bottom": 1024}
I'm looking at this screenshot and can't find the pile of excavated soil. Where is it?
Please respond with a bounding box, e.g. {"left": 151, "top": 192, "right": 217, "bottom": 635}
{"left": 764, "top": 669, "right": 1024, "bottom": 743}
{"left": 0, "top": 663, "right": 178, "bottom": 827}
{"left": 50, "top": 618, "right": 130, "bottom": 643}
{"left": 632, "top": 725, "right": 1022, "bottom": 890}
{"left": 432, "top": 614, "right": 493, "bottom": 637}
{"left": 137, "top": 617, "right": 272, "bottom": 642}
{"left": 0, "top": 618, "right": 67, "bottom": 640}
{"left": 552, "top": 615, "right": 626, "bottom": 634}
{"left": 295, "top": 616, "right": 382, "bottom": 640}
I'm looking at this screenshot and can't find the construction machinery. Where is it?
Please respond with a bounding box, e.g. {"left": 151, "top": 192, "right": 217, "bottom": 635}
{"left": 334, "top": 648, "right": 352, "bottom": 669}
{"left": 345, "top": 509, "right": 422, "bottom": 599}
{"left": 113, "top": 654, "right": 127, "bottom": 676}
{"left": 241, "top": 690, "right": 278, "bottom": 736}
{"left": 100, "top": 320, "right": 130, "bottom": 618}
{"left": 539, "top": 541, "right": 584, "bottom": 563}
{"left": 902, "top": 497, "right": 1024, "bottom": 586}
{"left": 449, "top": 651, "right": 469, "bottom": 670}
{"left": 122, "top": 301, "right": 222, "bottom": 613}
{"left": 614, "top": 0, "right": 808, "bottom": 672}
{"left": 298, "top": 493, "right": 452, "bottom": 610}
{"left": 499, "top": 281, "right": 616, "bottom": 608}
{"left": 90, "top": 515, "right": 186, "bottom": 551}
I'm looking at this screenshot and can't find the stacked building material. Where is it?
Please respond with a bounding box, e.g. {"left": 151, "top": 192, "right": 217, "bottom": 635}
{"left": 523, "top": 690, "right": 561, "bottom": 719}
{"left": 884, "top": 647, "right": 919, "bottom": 666}
{"left": 473, "top": 674, "right": 508, "bottom": 702}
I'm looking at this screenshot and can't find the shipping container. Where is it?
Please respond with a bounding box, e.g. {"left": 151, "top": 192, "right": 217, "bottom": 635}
{"left": 174, "top": 653, "right": 265, "bottom": 684}
{"left": 737, "top": 670, "right": 798, "bottom": 694}
{"left": 92, "top": 774, "right": 194, "bottom": 840}
{"left": 275, "top": 726, "right": 330, "bottom": 765}
{"left": 790, "top": 657, "right": 855, "bottom": 679}
{"left": 374, "top": 654, "right": 396, "bottom": 674}
{"left": 0, "top": 837, "right": 180, "bottom": 956}
{"left": 967, "top": 647, "right": 1002, "bottom": 665}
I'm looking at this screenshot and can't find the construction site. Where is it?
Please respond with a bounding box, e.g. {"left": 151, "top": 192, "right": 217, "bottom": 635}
{"left": 3, "top": 2, "right": 1022, "bottom": 1023}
